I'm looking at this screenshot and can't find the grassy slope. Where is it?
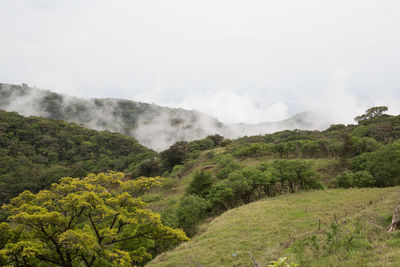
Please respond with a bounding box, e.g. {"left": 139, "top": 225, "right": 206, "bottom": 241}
{"left": 145, "top": 148, "right": 341, "bottom": 214}
{"left": 149, "top": 187, "right": 400, "bottom": 266}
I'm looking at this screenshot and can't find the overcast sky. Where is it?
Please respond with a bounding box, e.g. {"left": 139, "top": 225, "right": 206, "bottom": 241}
{"left": 1, "top": 0, "right": 400, "bottom": 123}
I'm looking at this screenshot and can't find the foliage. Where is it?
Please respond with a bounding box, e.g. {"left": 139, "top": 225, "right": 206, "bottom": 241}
{"left": 189, "top": 138, "right": 214, "bottom": 152}
{"left": 350, "top": 141, "right": 400, "bottom": 187}
{"left": 186, "top": 171, "right": 214, "bottom": 198}
{"left": 150, "top": 187, "right": 400, "bottom": 266}
{"left": 160, "top": 141, "right": 190, "bottom": 171}
{"left": 176, "top": 195, "right": 210, "bottom": 236}
{"left": 130, "top": 157, "right": 162, "bottom": 177}
{"left": 0, "top": 110, "right": 154, "bottom": 205}
{"left": 335, "top": 171, "right": 375, "bottom": 188}
{"left": 272, "top": 160, "right": 323, "bottom": 193}
{"left": 364, "top": 141, "right": 400, "bottom": 187}
{"left": 205, "top": 161, "right": 322, "bottom": 212}
{"left": 354, "top": 106, "right": 388, "bottom": 123}
{"left": 351, "top": 137, "right": 381, "bottom": 155}
{"left": 0, "top": 172, "right": 188, "bottom": 266}
{"left": 206, "top": 134, "right": 225, "bottom": 146}
{"left": 206, "top": 181, "right": 234, "bottom": 211}
{"left": 215, "top": 154, "right": 240, "bottom": 180}
{"left": 268, "top": 257, "right": 298, "bottom": 267}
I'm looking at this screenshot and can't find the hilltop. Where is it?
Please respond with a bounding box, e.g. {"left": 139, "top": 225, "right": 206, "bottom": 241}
{"left": 0, "top": 83, "right": 329, "bottom": 150}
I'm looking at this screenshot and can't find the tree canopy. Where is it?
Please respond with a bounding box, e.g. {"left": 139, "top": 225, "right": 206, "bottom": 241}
{"left": 354, "top": 106, "right": 388, "bottom": 123}
{"left": 0, "top": 172, "right": 188, "bottom": 266}
{"left": 0, "top": 110, "right": 155, "bottom": 205}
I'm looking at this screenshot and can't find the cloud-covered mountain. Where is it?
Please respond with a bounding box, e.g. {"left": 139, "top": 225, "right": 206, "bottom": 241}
{"left": 0, "top": 83, "right": 330, "bottom": 150}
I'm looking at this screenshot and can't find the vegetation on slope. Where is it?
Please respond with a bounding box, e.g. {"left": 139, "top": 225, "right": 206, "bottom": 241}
{"left": 0, "top": 110, "right": 154, "bottom": 205}
{"left": 0, "top": 83, "right": 225, "bottom": 150}
{"left": 2, "top": 105, "right": 400, "bottom": 266}
{"left": 140, "top": 107, "right": 400, "bottom": 253}
{"left": 150, "top": 187, "right": 400, "bottom": 266}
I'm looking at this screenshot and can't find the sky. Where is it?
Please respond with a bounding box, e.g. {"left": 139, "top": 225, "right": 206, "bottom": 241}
{"left": 1, "top": 0, "right": 400, "bottom": 124}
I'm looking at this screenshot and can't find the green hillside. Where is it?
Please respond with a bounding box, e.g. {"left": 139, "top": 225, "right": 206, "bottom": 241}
{"left": 141, "top": 107, "right": 400, "bottom": 266}
{"left": 150, "top": 187, "right": 400, "bottom": 266}
{"left": 141, "top": 107, "right": 400, "bottom": 226}
{"left": 0, "top": 83, "right": 337, "bottom": 151}
{"left": 0, "top": 109, "right": 155, "bottom": 205}
{"left": 2, "top": 105, "right": 400, "bottom": 266}
{"left": 0, "top": 83, "right": 225, "bottom": 150}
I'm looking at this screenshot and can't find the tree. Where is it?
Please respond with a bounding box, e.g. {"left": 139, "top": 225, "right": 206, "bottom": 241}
{"left": 176, "top": 195, "right": 210, "bottom": 236}
{"left": 335, "top": 170, "right": 375, "bottom": 188}
{"left": 364, "top": 141, "right": 400, "bottom": 187}
{"left": 272, "top": 160, "right": 322, "bottom": 193}
{"left": 206, "top": 182, "right": 234, "bottom": 211}
{"left": 0, "top": 172, "right": 188, "bottom": 266}
{"left": 188, "top": 138, "right": 214, "bottom": 151}
{"left": 186, "top": 171, "right": 213, "bottom": 198}
{"left": 160, "top": 141, "right": 190, "bottom": 171}
{"left": 205, "top": 134, "right": 224, "bottom": 146}
{"left": 354, "top": 106, "right": 388, "bottom": 123}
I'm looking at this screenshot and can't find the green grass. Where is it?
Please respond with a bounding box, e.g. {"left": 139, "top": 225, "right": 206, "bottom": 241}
{"left": 146, "top": 154, "right": 341, "bottom": 212}
{"left": 148, "top": 187, "right": 400, "bottom": 266}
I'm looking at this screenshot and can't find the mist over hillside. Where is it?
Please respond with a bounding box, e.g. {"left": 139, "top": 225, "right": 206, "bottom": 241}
{"left": 0, "top": 83, "right": 330, "bottom": 150}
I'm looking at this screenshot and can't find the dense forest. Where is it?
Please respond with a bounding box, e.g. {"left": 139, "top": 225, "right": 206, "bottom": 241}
{"left": 2, "top": 106, "right": 400, "bottom": 266}
{"left": 0, "top": 83, "right": 329, "bottom": 151}
{"left": 0, "top": 83, "right": 225, "bottom": 150}
{"left": 0, "top": 110, "right": 155, "bottom": 205}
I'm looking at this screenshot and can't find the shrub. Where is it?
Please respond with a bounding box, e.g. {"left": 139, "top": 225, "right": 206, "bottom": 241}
{"left": 206, "top": 181, "right": 234, "bottom": 211}
{"left": 176, "top": 195, "right": 210, "bottom": 236}
{"left": 351, "top": 171, "right": 375, "bottom": 187}
{"left": 161, "top": 141, "right": 190, "bottom": 171}
{"left": 351, "top": 141, "right": 400, "bottom": 187}
{"left": 186, "top": 171, "right": 214, "bottom": 198}
{"left": 336, "top": 170, "right": 375, "bottom": 188}
{"left": 365, "top": 141, "right": 400, "bottom": 187}
{"left": 189, "top": 138, "right": 214, "bottom": 151}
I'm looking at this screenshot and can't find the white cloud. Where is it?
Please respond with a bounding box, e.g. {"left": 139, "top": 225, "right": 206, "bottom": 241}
{"left": 176, "top": 89, "right": 289, "bottom": 124}
{"left": 1, "top": 0, "right": 400, "bottom": 123}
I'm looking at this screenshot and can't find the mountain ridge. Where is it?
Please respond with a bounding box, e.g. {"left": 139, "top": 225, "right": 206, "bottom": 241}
{"left": 0, "top": 83, "right": 330, "bottom": 150}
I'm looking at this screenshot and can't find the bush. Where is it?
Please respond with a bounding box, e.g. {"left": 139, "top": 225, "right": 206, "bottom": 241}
{"left": 336, "top": 170, "right": 375, "bottom": 188}
{"left": 169, "top": 164, "right": 185, "bottom": 178}
{"left": 351, "top": 153, "right": 371, "bottom": 171}
{"left": 352, "top": 137, "right": 380, "bottom": 155}
{"left": 161, "top": 141, "right": 190, "bottom": 171}
{"left": 365, "top": 141, "right": 400, "bottom": 187}
{"left": 215, "top": 154, "right": 240, "bottom": 179}
{"left": 227, "top": 170, "right": 251, "bottom": 203}
{"left": 189, "top": 138, "right": 214, "bottom": 151}
{"left": 351, "top": 171, "right": 375, "bottom": 187}
{"left": 272, "top": 160, "right": 323, "bottom": 193}
{"left": 186, "top": 171, "right": 214, "bottom": 198}
{"left": 206, "top": 181, "right": 234, "bottom": 211}
{"left": 176, "top": 195, "right": 210, "bottom": 236}
{"left": 351, "top": 141, "right": 400, "bottom": 187}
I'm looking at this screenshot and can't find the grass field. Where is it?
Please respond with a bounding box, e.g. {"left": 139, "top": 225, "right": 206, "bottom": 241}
{"left": 149, "top": 187, "right": 400, "bottom": 266}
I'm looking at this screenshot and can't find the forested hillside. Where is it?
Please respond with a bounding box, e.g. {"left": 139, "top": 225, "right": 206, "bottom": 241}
{"left": 0, "top": 83, "right": 225, "bottom": 151}
{"left": 0, "top": 110, "right": 154, "bottom": 205}
{"left": 2, "top": 106, "right": 400, "bottom": 266}
{"left": 0, "top": 83, "right": 330, "bottom": 150}
{"left": 141, "top": 107, "right": 400, "bottom": 265}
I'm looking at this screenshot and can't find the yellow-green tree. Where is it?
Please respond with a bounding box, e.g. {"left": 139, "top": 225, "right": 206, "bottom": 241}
{"left": 0, "top": 172, "right": 188, "bottom": 266}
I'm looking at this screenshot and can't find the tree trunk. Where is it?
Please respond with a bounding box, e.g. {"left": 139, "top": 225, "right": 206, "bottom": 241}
{"left": 388, "top": 206, "right": 400, "bottom": 232}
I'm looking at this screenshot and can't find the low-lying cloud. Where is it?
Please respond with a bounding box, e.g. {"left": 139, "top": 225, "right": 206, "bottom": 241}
{"left": 1, "top": 83, "right": 400, "bottom": 151}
